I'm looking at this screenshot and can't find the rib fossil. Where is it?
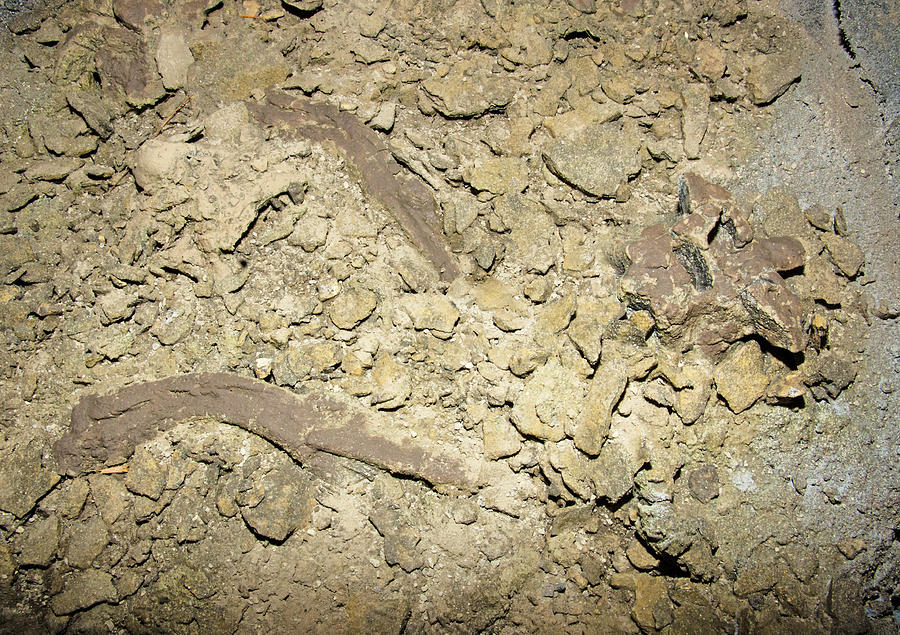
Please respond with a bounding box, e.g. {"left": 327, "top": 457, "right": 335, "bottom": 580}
{"left": 53, "top": 373, "right": 480, "bottom": 491}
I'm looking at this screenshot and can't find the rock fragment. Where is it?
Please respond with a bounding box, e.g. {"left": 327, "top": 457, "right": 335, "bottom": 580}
{"left": 482, "top": 412, "right": 522, "bottom": 460}
{"left": 0, "top": 438, "right": 60, "bottom": 518}
{"left": 680, "top": 84, "right": 709, "bottom": 159}
{"left": 510, "top": 361, "right": 585, "bottom": 442}
{"left": 400, "top": 293, "right": 460, "bottom": 337}
{"left": 50, "top": 569, "right": 118, "bottom": 616}
{"left": 422, "top": 71, "right": 516, "bottom": 118}
{"left": 155, "top": 27, "right": 194, "bottom": 91}
{"left": 714, "top": 341, "right": 769, "bottom": 413}
{"left": 16, "top": 516, "right": 60, "bottom": 567}
{"left": 542, "top": 122, "right": 641, "bottom": 198}
{"left": 64, "top": 515, "right": 109, "bottom": 569}
{"left": 240, "top": 464, "right": 314, "bottom": 542}
{"left": 328, "top": 287, "right": 377, "bottom": 330}
{"left": 746, "top": 54, "right": 801, "bottom": 105}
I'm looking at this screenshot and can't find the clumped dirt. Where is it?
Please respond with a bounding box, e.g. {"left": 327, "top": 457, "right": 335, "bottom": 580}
{"left": 0, "top": 0, "right": 898, "bottom": 632}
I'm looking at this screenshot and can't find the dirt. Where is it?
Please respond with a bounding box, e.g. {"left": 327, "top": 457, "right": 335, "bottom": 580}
{"left": 0, "top": 0, "right": 898, "bottom": 632}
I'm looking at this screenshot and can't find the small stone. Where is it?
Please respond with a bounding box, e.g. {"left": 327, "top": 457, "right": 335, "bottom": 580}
{"left": 399, "top": 293, "right": 460, "bottom": 336}
{"left": 66, "top": 91, "right": 114, "bottom": 140}
{"left": 155, "top": 27, "right": 194, "bottom": 90}
{"left": 16, "top": 515, "right": 60, "bottom": 567}
{"left": 328, "top": 286, "right": 378, "bottom": 330}
{"left": 746, "top": 54, "right": 801, "bottom": 105}
{"left": 681, "top": 84, "right": 709, "bottom": 160}
{"left": 821, "top": 233, "right": 864, "bottom": 278}
{"left": 463, "top": 157, "right": 528, "bottom": 195}
{"left": 1, "top": 182, "right": 37, "bottom": 213}
{"left": 482, "top": 412, "right": 522, "bottom": 460}
{"left": 626, "top": 539, "right": 660, "bottom": 571}
{"left": 0, "top": 234, "right": 35, "bottom": 278}
{"left": 370, "top": 353, "right": 411, "bottom": 410}
{"left": 0, "top": 438, "right": 60, "bottom": 518}
{"left": 542, "top": 103, "right": 622, "bottom": 139}
{"left": 510, "top": 361, "right": 585, "bottom": 442}
{"left": 571, "top": 360, "right": 627, "bottom": 455}
{"left": 283, "top": 0, "right": 323, "bottom": 12}
{"left": 687, "top": 465, "right": 719, "bottom": 503}
{"left": 88, "top": 475, "right": 132, "bottom": 525}
{"left": 631, "top": 574, "right": 673, "bottom": 631}
{"left": 150, "top": 301, "right": 195, "bottom": 346}
{"left": 369, "top": 102, "right": 396, "bottom": 132}
{"left": 96, "top": 288, "right": 138, "bottom": 325}
{"left": 422, "top": 70, "right": 516, "bottom": 119}
{"left": 24, "top": 158, "right": 84, "bottom": 182}
{"left": 64, "top": 515, "right": 109, "bottom": 569}
{"left": 804, "top": 203, "right": 833, "bottom": 231}
{"left": 836, "top": 537, "right": 865, "bottom": 560}
{"left": 691, "top": 41, "right": 726, "bottom": 80}
{"left": 240, "top": 464, "right": 314, "bottom": 542}
{"left": 542, "top": 122, "right": 641, "bottom": 198}
{"left": 535, "top": 291, "right": 576, "bottom": 334}
{"left": 51, "top": 569, "right": 118, "bottom": 616}
{"left": 601, "top": 76, "right": 634, "bottom": 104}
{"left": 714, "top": 341, "right": 769, "bottom": 413}
{"left": 125, "top": 447, "right": 167, "bottom": 500}
{"left": 288, "top": 213, "right": 329, "bottom": 252}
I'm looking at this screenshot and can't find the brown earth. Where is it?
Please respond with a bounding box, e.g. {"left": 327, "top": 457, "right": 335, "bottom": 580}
{"left": 0, "top": 0, "right": 897, "bottom": 632}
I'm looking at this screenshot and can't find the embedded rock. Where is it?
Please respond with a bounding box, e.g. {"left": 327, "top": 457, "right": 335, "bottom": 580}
{"left": 618, "top": 173, "right": 808, "bottom": 357}
{"left": 422, "top": 71, "right": 516, "bottom": 119}
{"left": 746, "top": 54, "right": 801, "bottom": 105}
{"left": 400, "top": 293, "right": 460, "bottom": 336}
{"left": 328, "top": 287, "right": 378, "bottom": 330}
{"left": 542, "top": 122, "right": 642, "bottom": 198}
{"left": 510, "top": 361, "right": 585, "bottom": 442}
{"left": 0, "top": 438, "right": 60, "bottom": 518}
{"left": 51, "top": 569, "right": 118, "bottom": 616}
{"left": 714, "top": 341, "right": 769, "bottom": 413}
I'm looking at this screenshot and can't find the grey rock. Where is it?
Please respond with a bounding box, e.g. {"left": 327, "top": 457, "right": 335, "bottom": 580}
{"left": 746, "top": 54, "right": 801, "bottom": 105}
{"left": 0, "top": 438, "right": 59, "bottom": 518}
{"left": 542, "top": 122, "right": 642, "bottom": 198}
{"left": 125, "top": 447, "right": 167, "bottom": 500}
{"left": 16, "top": 515, "right": 60, "bottom": 567}
{"left": 422, "top": 71, "right": 516, "bottom": 119}
{"left": 240, "top": 464, "right": 313, "bottom": 542}
{"left": 64, "top": 515, "right": 109, "bottom": 569}
{"left": 155, "top": 27, "right": 194, "bottom": 91}
{"left": 328, "top": 286, "right": 377, "bottom": 330}
{"left": 51, "top": 569, "right": 118, "bottom": 615}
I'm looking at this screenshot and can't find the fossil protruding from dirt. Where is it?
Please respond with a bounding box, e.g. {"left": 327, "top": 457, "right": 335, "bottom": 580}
{"left": 619, "top": 172, "right": 808, "bottom": 356}
{"left": 246, "top": 90, "right": 460, "bottom": 281}
{"left": 53, "top": 373, "right": 479, "bottom": 491}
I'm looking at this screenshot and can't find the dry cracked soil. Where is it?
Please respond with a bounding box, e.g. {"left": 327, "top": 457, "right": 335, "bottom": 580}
{"left": 0, "top": 0, "right": 898, "bottom": 632}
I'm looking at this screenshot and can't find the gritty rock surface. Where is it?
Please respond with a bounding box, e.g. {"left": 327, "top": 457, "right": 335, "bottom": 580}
{"left": 0, "top": 0, "right": 895, "bottom": 632}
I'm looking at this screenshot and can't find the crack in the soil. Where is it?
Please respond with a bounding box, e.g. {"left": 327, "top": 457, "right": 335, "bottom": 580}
{"left": 833, "top": 0, "right": 857, "bottom": 59}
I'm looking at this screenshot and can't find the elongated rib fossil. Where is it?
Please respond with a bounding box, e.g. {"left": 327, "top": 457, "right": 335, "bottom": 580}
{"left": 246, "top": 89, "right": 460, "bottom": 281}
{"left": 54, "top": 373, "right": 479, "bottom": 491}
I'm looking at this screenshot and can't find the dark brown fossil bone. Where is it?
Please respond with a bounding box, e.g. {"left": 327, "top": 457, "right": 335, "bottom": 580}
{"left": 54, "top": 373, "right": 479, "bottom": 491}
